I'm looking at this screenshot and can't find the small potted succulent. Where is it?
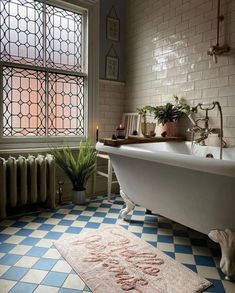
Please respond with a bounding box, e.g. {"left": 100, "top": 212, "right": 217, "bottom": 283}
{"left": 51, "top": 139, "right": 96, "bottom": 205}
{"left": 137, "top": 105, "right": 156, "bottom": 138}
{"left": 151, "top": 96, "right": 191, "bottom": 137}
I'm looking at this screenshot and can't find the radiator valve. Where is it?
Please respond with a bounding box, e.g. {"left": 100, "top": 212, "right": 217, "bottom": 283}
{"left": 57, "top": 181, "right": 64, "bottom": 204}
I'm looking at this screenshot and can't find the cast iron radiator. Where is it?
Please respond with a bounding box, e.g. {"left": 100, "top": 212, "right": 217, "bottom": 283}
{"left": 0, "top": 154, "right": 56, "bottom": 219}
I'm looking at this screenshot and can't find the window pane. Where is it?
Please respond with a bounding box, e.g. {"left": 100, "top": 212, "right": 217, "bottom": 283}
{"left": 48, "top": 73, "right": 84, "bottom": 136}
{"left": 1, "top": 1, "right": 86, "bottom": 140}
{"left": 0, "top": 0, "right": 43, "bottom": 66}
{"left": 46, "top": 5, "right": 82, "bottom": 71}
{"left": 3, "top": 67, "right": 46, "bottom": 136}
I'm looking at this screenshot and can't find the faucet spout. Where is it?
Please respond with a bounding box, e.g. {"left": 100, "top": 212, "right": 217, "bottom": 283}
{"left": 188, "top": 113, "right": 196, "bottom": 126}
{"left": 194, "top": 131, "right": 208, "bottom": 145}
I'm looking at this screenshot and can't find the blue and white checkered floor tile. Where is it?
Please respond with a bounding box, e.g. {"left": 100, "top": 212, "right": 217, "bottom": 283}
{"left": 0, "top": 196, "right": 234, "bottom": 293}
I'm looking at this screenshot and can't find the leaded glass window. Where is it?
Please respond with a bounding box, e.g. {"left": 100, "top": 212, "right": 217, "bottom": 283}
{"left": 48, "top": 73, "right": 84, "bottom": 136}
{"left": 0, "top": 0, "right": 44, "bottom": 66}
{"left": 0, "top": 0, "right": 86, "bottom": 138}
{"left": 3, "top": 67, "right": 46, "bottom": 136}
{"left": 46, "top": 5, "right": 82, "bottom": 71}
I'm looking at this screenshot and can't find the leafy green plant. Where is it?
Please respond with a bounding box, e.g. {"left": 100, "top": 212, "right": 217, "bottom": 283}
{"left": 152, "top": 95, "right": 191, "bottom": 125}
{"left": 137, "top": 106, "right": 152, "bottom": 116}
{"left": 137, "top": 106, "right": 155, "bottom": 124}
{"left": 173, "top": 95, "right": 191, "bottom": 115}
{"left": 153, "top": 103, "right": 182, "bottom": 125}
{"left": 137, "top": 106, "right": 153, "bottom": 120}
{"left": 137, "top": 96, "right": 191, "bottom": 125}
{"left": 51, "top": 140, "right": 96, "bottom": 191}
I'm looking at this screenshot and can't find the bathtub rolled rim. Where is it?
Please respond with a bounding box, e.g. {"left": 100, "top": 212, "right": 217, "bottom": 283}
{"left": 96, "top": 142, "right": 235, "bottom": 178}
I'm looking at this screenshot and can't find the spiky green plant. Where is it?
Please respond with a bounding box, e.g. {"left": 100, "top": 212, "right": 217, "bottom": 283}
{"left": 51, "top": 140, "right": 97, "bottom": 191}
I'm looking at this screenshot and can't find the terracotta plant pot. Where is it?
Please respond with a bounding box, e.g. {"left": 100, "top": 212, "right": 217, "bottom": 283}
{"left": 72, "top": 190, "right": 87, "bottom": 205}
{"left": 141, "top": 122, "right": 156, "bottom": 138}
{"left": 161, "top": 121, "right": 180, "bottom": 137}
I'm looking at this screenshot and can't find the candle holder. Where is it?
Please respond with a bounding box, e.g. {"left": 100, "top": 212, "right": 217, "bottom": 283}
{"left": 116, "top": 124, "right": 125, "bottom": 139}
{"left": 141, "top": 115, "right": 156, "bottom": 138}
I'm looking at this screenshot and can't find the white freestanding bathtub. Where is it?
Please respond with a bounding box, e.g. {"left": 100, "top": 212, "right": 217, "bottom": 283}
{"left": 96, "top": 141, "right": 235, "bottom": 277}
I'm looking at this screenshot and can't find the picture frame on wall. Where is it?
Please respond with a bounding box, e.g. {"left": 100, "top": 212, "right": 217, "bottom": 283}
{"left": 106, "top": 16, "right": 120, "bottom": 42}
{"left": 105, "top": 55, "right": 119, "bottom": 80}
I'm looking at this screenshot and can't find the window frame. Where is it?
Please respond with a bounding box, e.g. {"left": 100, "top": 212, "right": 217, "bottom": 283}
{"left": 0, "top": 0, "right": 99, "bottom": 151}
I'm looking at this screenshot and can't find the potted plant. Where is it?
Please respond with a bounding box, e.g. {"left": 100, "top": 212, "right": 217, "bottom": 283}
{"left": 51, "top": 139, "right": 96, "bottom": 205}
{"left": 151, "top": 95, "right": 191, "bottom": 137}
{"left": 137, "top": 106, "right": 156, "bottom": 138}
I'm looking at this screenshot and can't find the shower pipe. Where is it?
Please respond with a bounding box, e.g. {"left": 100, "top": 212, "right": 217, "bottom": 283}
{"left": 207, "top": 0, "right": 230, "bottom": 62}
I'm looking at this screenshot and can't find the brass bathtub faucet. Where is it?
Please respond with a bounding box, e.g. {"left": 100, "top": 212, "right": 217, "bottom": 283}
{"left": 188, "top": 101, "right": 226, "bottom": 160}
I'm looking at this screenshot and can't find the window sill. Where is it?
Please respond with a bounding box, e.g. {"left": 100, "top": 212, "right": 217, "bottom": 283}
{"left": 0, "top": 137, "right": 93, "bottom": 154}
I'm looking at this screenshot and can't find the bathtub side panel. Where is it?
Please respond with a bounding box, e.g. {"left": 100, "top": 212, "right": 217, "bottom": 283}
{"left": 111, "top": 155, "right": 235, "bottom": 235}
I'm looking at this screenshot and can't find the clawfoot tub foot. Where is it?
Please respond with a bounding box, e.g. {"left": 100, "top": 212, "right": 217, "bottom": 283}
{"left": 209, "top": 229, "right": 235, "bottom": 280}
{"left": 119, "top": 190, "right": 135, "bottom": 217}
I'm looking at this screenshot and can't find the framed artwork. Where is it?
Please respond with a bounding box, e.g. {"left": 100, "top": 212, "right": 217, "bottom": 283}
{"left": 106, "top": 16, "right": 120, "bottom": 42}
{"left": 105, "top": 55, "right": 119, "bottom": 80}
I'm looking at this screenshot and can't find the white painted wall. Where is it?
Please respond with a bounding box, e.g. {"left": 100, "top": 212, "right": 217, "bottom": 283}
{"left": 99, "top": 79, "right": 125, "bottom": 139}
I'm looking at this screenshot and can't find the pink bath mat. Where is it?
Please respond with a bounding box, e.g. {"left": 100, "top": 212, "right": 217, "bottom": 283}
{"left": 54, "top": 225, "right": 212, "bottom": 293}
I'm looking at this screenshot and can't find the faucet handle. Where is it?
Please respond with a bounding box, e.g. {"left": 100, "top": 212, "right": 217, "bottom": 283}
{"left": 187, "top": 126, "right": 201, "bottom": 133}
{"left": 211, "top": 128, "right": 221, "bottom": 135}
{"left": 213, "top": 53, "right": 218, "bottom": 63}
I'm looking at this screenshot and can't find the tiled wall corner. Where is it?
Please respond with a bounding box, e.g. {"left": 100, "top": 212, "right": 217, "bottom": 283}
{"left": 125, "top": 0, "right": 235, "bottom": 145}
{"left": 99, "top": 79, "right": 125, "bottom": 139}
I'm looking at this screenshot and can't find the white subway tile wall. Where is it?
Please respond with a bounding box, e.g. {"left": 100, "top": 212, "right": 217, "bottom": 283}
{"left": 124, "top": 0, "right": 235, "bottom": 145}
{"left": 99, "top": 79, "right": 125, "bottom": 139}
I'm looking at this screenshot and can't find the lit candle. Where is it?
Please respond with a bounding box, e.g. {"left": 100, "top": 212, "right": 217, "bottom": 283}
{"left": 116, "top": 124, "right": 125, "bottom": 139}
{"left": 117, "top": 124, "right": 124, "bottom": 130}
{"left": 96, "top": 125, "right": 99, "bottom": 142}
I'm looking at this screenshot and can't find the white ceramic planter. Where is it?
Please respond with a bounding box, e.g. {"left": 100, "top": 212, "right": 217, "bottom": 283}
{"left": 72, "top": 190, "right": 87, "bottom": 205}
